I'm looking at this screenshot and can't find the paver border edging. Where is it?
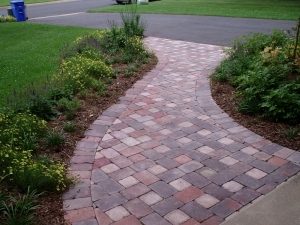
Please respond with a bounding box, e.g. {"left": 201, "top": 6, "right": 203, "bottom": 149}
{"left": 63, "top": 42, "right": 169, "bottom": 224}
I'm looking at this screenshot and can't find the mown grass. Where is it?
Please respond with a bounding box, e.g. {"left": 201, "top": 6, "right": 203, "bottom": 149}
{"left": 0, "top": 0, "right": 58, "bottom": 7}
{"left": 0, "top": 23, "right": 95, "bottom": 107}
{"left": 89, "top": 0, "right": 300, "bottom": 21}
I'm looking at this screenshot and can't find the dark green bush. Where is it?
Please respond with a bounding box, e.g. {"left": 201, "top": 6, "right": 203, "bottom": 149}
{"left": 212, "top": 29, "right": 300, "bottom": 123}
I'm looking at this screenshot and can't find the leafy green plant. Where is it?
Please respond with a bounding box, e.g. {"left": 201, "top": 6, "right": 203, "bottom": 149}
{"left": 1, "top": 187, "right": 42, "bottom": 225}
{"left": 27, "top": 95, "right": 60, "bottom": 121}
{"left": 48, "top": 87, "right": 73, "bottom": 101}
{"left": 56, "top": 54, "right": 113, "bottom": 93}
{"left": 57, "top": 97, "right": 81, "bottom": 120}
{"left": 12, "top": 155, "right": 70, "bottom": 192}
{"left": 0, "top": 109, "right": 46, "bottom": 150}
{"left": 120, "top": 4, "right": 147, "bottom": 39}
{"left": 46, "top": 128, "right": 65, "bottom": 147}
{"left": 63, "top": 121, "right": 76, "bottom": 132}
{"left": 281, "top": 127, "right": 299, "bottom": 139}
{"left": 212, "top": 29, "right": 300, "bottom": 123}
{"left": 0, "top": 174, "right": 9, "bottom": 208}
{"left": 0, "top": 146, "right": 70, "bottom": 192}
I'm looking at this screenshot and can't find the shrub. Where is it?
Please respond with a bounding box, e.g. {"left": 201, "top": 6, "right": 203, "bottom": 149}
{"left": 63, "top": 121, "right": 76, "bottom": 132}
{"left": 212, "top": 29, "right": 300, "bottom": 123}
{"left": 57, "top": 54, "right": 113, "bottom": 93}
{"left": 27, "top": 95, "right": 60, "bottom": 121}
{"left": 57, "top": 97, "right": 81, "bottom": 120}
{"left": 45, "top": 129, "right": 65, "bottom": 147}
{"left": 0, "top": 146, "right": 70, "bottom": 192}
{"left": 0, "top": 109, "right": 47, "bottom": 150}
{"left": 120, "top": 4, "right": 147, "bottom": 39}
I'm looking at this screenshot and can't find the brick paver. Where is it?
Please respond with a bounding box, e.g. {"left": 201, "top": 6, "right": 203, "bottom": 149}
{"left": 63, "top": 37, "right": 300, "bottom": 224}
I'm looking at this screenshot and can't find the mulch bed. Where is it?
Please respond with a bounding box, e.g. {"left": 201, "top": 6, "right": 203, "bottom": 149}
{"left": 210, "top": 78, "right": 300, "bottom": 151}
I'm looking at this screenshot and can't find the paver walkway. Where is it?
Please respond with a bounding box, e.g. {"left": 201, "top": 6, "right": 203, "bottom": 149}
{"left": 63, "top": 37, "right": 300, "bottom": 225}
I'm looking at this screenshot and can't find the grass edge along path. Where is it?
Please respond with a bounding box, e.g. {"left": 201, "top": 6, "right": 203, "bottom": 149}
{"left": 89, "top": 0, "right": 300, "bottom": 21}
{"left": 0, "top": 23, "right": 96, "bottom": 107}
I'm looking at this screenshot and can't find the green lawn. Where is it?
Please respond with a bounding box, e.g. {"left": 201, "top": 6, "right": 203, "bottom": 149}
{"left": 0, "top": 23, "right": 95, "bottom": 106}
{"left": 0, "top": 0, "right": 58, "bottom": 7}
{"left": 89, "top": 0, "right": 300, "bottom": 20}
{"left": 0, "top": 0, "right": 61, "bottom": 7}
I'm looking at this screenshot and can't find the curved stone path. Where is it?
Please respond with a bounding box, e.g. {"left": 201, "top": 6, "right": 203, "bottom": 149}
{"left": 63, "top": 37, "right": 300, "bottom": 225}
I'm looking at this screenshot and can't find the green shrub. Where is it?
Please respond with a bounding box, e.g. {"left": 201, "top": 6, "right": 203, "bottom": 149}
{"left": 48, "top": 87, "right": 73, "bottom": 101}
{"left": 213, "top": 29, "right": 300, "bottom": 123}
{"left": 0, "top": 146, "right": 69, "bottom": 192}
{"left": 0, "top": 109, "right": 47, "bottom": 150}
{"left": 27, "top": 95, "right": 60, "bottom": 121}
{"left": 63, "top": 121, "right": 76, "bottom": 132}
{"left": 57, "top": 97, "right": 81, "bottom": 120}
{"left": 45, "top": 129, "right": 65, "bottom": 147}
{"left": 57, "top": 55, "right": 113, "bottom": 92}
{"left": 120, "top": 4, "right": 147, "bottom": 39}
{"left": 11, "top": 155, "right": 69, "bottom": 192}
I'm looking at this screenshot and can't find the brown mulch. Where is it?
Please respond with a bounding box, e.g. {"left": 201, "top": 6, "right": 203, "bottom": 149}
{"left": 0, "top": 55, "right": 158, "bottom": 225}
{"left": 210, "top": 78, "right": 300, "bottom": 151}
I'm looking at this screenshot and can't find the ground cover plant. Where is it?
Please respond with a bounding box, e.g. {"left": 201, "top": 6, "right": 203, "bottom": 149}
{"left": 0, "top": 9, "right": 156, "bottom": 224}
{"left": 89, "top": 0, "right": 300, "bottom": 21}
{"left": 211, "top": 19, "right": 300, "bottom": 150}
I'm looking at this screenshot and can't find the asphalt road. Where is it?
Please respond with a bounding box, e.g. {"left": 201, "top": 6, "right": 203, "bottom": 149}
{"left": 0, "top": 0, "right": 296, "bottom": 46}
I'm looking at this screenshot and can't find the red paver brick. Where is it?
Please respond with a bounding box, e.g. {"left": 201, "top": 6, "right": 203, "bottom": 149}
{"left": 93, "top": 157, "right": 110, "bottom": 169}
{"left": 201, "top": 216, "right": 224, "bottom": 225}
{"left": 64, "top": 207, "right": 95, "bottom": 223}
{"left": 182, "top": 218, "right": 201, "bottom": 225}
{"left": 174, "top": 186, "right": 204, "bottom": 203}
{"left": 128, "top": 154, "right": 147, "bottom": 162}
{"left": 268, "top": 156, "right": 288, "bottom": 167}
{"left": 112, "top": 215, "right": 142, "bottom": 225}
{"left": 257, "top": 184, "right": 275, "bottom": 195}
{"left": 277, "top": 162, "right": 300, "bottom": 176}
{"left": 134, "top": 170, "right": 159, "bottom": 185}
{"left": 174, "top": 155, "right": 193, "bottom": 164}
{"left": 120, "top": 146, "right": 144, "bottom": 157}
{"left": 95, "top": 208, "right": 113, "bottom": 225}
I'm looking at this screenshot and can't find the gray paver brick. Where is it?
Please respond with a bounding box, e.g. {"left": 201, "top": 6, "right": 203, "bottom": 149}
{"left": 151, "top": 197, "right": 184, "bottom": 216}
{"left": 94, "top": 193, "right": 127, "bottom": 211}
{"left": 149, "top": 181, "right": 178, "bottom": 198}
{"left": 157, "top": 168, "right": 186, "bottom": 183}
